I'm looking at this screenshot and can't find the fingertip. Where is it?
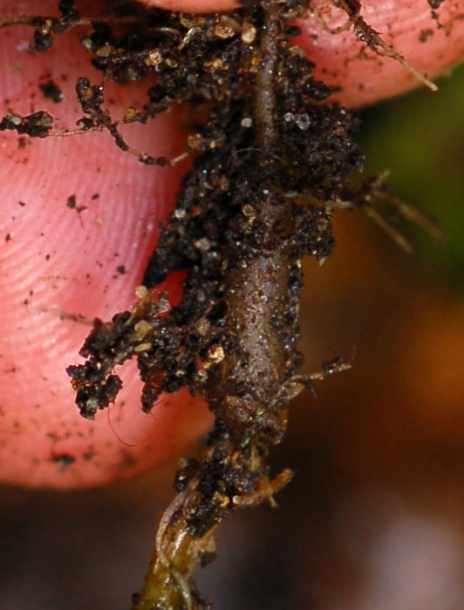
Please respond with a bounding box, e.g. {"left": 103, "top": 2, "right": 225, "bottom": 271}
{"left": 295, "top": 1, "right": 464, "bottom": 108}
{"left": 137, "top": 0, "right": 239, "bottom": 12}
{"left": 0, "top": 17, "right": 212, "bottom": 488}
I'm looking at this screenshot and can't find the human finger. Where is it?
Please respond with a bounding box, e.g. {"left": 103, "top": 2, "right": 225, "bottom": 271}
{"left": 0, "top": 0, "right": 212, "bottom": 489}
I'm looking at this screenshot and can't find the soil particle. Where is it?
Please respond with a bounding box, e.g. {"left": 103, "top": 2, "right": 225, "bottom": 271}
{"left": 50, "top": 452, "right": 76, "bottom": 472}
{"left": 0, "top": 111, "right": 54, "bottom": 138}
{"left": 39, "top": 79, "right": 63, "bottom": 103}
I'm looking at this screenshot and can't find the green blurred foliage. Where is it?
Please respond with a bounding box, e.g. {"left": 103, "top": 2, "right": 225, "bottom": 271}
{"left": 356, "top": 62, "right": 464, "bottom": 284}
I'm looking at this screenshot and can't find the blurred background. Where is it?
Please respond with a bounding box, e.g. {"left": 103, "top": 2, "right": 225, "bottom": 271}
{"left": 1, "top": 58, "right": 464, "bottom": 610}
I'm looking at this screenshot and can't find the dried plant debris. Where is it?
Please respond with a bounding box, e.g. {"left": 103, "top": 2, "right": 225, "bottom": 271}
{"left": 311, "top": 0, "right": 439, "bottom": 91}
{"left": 0, "top": 0, "right": 445, "bottom": 608}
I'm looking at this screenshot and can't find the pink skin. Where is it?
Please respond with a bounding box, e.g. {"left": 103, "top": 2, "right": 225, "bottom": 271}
{"left": 0, "top": 0, "right": 463, "bottom": 489}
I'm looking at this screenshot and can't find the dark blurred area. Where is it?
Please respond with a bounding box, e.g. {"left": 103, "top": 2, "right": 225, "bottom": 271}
{"left": 2, "top": 64, "right": 464, "bottom": 610}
